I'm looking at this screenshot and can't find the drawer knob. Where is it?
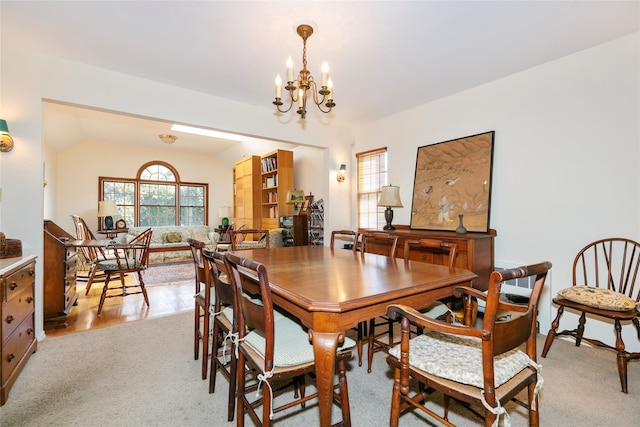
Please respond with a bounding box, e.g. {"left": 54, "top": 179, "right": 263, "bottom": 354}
{"left": 26, "top": 296, "right": 34, "bottom": 304}
{"left": 10, "top": 281, "right": 18, "bottom": 290}
{"left": 27, "top": 328, "right": 34, "bottom": 335}
{"left": 7, "top": 353, "right": 15, "bottom": 362}
{"left": 6, "top": 315, "right": 14, "bottom": 324}
{"left": 29, "top": 269, "right": 35, "bottom": 276}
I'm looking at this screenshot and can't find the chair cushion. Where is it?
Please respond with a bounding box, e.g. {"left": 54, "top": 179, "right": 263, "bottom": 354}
{"left": 243, "top": 316, "right": 356, "bottom": 367}
{"left": 388, "top": 330, "right": 531, "bottom": 388}
{"left": 97, "top": 259, "right": 143, "bottom": 271}
{"left": 558, "top": 286, "right": 637, "bottom": 311}
{"left": 420, "top": 302, "right": 450, "bottom": 319}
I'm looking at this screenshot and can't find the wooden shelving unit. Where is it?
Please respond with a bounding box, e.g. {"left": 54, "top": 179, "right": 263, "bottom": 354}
{"left": 260, "top": 149, "right": 294, "bottom": 230}
{"left": 233, "top": 156, "right": 261, "bottom": 230}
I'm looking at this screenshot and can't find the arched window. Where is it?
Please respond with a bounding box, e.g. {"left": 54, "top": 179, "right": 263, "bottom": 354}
{"left": 99, "top": 161, "right": 208, "bottom": 228}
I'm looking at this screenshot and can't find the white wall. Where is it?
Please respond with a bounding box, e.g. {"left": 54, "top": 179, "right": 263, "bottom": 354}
{"left": 353, "top": 33, "right": 640, "bottom": 351}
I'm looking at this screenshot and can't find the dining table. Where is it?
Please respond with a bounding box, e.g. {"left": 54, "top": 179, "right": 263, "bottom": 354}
{"left": 229, "top": 245, "right": 478, "bottom": 426}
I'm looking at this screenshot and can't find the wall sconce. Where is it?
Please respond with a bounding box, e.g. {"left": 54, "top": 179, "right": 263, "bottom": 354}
{"left": 0, "top": 119, "right": 15, "bottom": 152}
{"left": 336, "top": 164, "right": 346, "bottom": 182}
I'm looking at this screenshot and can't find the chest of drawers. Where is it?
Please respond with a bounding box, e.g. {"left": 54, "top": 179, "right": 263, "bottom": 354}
{"left": 1, "top": 255, "right": 37, "bottom": 405}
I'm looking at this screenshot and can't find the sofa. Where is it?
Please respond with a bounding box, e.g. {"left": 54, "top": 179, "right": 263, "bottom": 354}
{"left": 125, "top": 225, "right": 220, "bottom": 264}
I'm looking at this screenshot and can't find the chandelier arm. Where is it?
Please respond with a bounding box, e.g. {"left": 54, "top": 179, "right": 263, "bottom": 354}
{"left": 274, "top": 95, "right": 295, "bottom": 114}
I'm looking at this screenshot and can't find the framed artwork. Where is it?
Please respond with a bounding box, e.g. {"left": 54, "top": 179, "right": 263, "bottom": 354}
{"left": 410, "top": 131, "right": 495, "bottom": 232}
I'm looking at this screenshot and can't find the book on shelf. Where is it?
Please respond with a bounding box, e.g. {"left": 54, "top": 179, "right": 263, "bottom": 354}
{"left": 262, "top": 157, "right": 277, "bottom": 172}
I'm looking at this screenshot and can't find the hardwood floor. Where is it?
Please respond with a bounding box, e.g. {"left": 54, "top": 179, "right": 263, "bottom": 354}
{"left": 44, "top": 270, "right": 195, "bottom": 338}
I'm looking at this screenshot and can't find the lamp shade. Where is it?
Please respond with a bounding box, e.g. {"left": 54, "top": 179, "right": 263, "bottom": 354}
{"left": 98, "top": 200, "right": 117, "bottom": 217}
{"left": 0, "top": 119, "right": 9, "bottom": 134}
{"left": 218, "top": 206, "right": 232, "bottom": 218}
{"left": 378, "top": 185, "right": 403, "bottom": 208}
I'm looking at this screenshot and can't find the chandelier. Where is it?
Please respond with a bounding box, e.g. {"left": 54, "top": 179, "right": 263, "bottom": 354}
{"left": 273, "top": 24, "right": 335, "bottom": 119}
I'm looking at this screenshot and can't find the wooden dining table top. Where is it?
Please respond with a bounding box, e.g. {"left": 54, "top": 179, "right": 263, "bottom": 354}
{"left": 231, "top": 245, "right": 478, "bottom": 315}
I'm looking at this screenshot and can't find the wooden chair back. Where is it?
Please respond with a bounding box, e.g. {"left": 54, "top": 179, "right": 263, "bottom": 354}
{"left": 113, "top": 228, "right": 152, "bottom": 271}
{"left": 72, "top": 214, "right": 106, "bottom": 262}
{"left": 403, "top": 239, "right": 457, "bottom": 267}
{"left": 361, "top": 232, "right": 398, "bottom": 257}
{"left": 202, "top": 248, "right": 235, "bottom": 315}
{"left": 330, "top": 230, "right": 358, "bottom": 252}
{"left": 230, "top": 228, "right": 270, "bottom": 250}
{"left": 572, "top": 237, "right": 640, "bottom": 298}
{"left": 223, "top": 251, "right": 276, "bottom": 367}
{"left": 188, "top": 238, "right": 206, "bottom": 295}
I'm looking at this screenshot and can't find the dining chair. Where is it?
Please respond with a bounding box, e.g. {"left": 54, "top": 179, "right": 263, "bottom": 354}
{"left": 404, "top": 239, "right": 458, "bottom": 333}
{"left": 359, "top": 232, "right": 399, "bottom": 373}
{"left": 541, "top": 238, "right": 640, "bottom": 393}
{"left": 223, "top": 251, "right": 354, "bottom": 426}
{"left": 95, "top": 228, "right": 153, "bottom": 316}
{"left": 189, "top": 238, "right": 210, "bottom": 380}
{"left": 330, "top": 229, "right": 358, "bottom": 252}
{"left": 201, "top": 248, "right": 237, "bottom": 421}
{"left": 71, "top": 214, "right": 116, "bottom": 295}
{"left": 231, "top": 228, "right": 270, "bottom": 250}
{"left": 386, "top": 261, "right": 552, "bottom": 427}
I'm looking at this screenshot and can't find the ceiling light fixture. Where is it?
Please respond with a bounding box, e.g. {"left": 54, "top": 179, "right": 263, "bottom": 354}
{"left": 159, "top": 134, "right": 177, "bottom": 144}
{"left": 273, "top": 23, "right": 335, "bottom": 119}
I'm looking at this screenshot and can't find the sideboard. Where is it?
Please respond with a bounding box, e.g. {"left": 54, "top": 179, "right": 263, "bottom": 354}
{"left": 358, "top": 227, "right": 496, "bottom": 291}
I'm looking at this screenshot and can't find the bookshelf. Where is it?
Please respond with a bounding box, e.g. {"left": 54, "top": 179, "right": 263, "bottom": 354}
{"left": 233, "top": 156, "right": 261, "bottom": 230}
{"left": 307, "top": 196, "right": 324, "bottom": 245}
{"left": 260, "top": 149, "right": 294, "bottom": 230}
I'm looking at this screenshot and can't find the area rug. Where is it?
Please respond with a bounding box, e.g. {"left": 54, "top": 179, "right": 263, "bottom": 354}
{"left": 140, "top": 261, "right": 194, "bottom": 286}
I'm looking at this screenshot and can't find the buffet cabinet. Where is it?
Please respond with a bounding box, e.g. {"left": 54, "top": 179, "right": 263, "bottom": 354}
{"left": 359, "top": 227, "right": 496, "bottom": 291}
{"left": 1, "top": 255, "right": 37, "bottom": 406}
{"left": 43, "top": 220, "right": 78, "bottom": 328}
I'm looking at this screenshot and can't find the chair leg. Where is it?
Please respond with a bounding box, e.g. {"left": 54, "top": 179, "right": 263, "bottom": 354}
{"left": 201, "top": 309, "right": 210, "bottom": 380}
{"left": 136, "top": 272, "right": 150, "bottom": 306}
{"left": 357, "top": 322, "right": 364, "bottom": 366}
{"left": 367, "top": 318, "right": 376, "bottom": 373}
{"left": 227, "top": 342, "right": 237, "bottom": 422}
{"left": 527, "top": 378, "right": 540, "bottom": 426}
{"left": 97, "top": 273, "right": 111, "bottom": 316}
{"left": 85, "top": 264, "right": 98, "bottom": 295}
{"left": 337, "top": 357, "right": 352, "bottom": 427}
{"left": 614, "top": 319, "right": 629, "bottom": 393}
{"left": 576, "top": 312, "right": 587, "bottom": 346}
{"left": 236, "top": 351, "right": 246, "bottom": 427}
{"left": 541, "top": 306, "right": 564, "bottom": 357}
{"left": 389, "top": 367, "right": 401, "bottom": 427}
{"left": 194, "top": 303, "right": 200, "bottom": 361}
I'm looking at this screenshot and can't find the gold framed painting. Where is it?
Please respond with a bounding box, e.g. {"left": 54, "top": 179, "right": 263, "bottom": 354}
{"left": 410, "top": 131, "right": 495, "bottom": 232}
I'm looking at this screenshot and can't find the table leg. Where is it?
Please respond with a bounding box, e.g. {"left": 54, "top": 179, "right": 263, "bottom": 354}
{"left": 309, "top": 330, "right": 344, "bottom": 427}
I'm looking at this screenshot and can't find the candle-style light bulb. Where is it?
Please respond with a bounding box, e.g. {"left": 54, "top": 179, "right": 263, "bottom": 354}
{"left": 275, "top": 74, "right": 282, "bottom": 98}
{"left": 321, "top": 61, "right": 329, "bottom": 87}
{"left": 327, "top": 78, "right": 334, "bottom": 99}
{"left": 298, "top": 88, "right": 304, "bottom": 108}
{"left": 286, "top": 56, "right": 294, "bottom": 82}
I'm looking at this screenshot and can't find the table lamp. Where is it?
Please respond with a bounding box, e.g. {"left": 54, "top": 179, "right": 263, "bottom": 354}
{"left": 98, "top": 200, "right": 117, "bottom": 230}
{"left": 378, "top": 185, "right": 403, "bottom": 230}
{"left": 219, "top": 206, "right": 232, "bottom": 228}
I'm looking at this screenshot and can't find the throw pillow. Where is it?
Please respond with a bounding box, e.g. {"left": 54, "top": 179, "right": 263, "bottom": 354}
{"left": 163, "top": 232, "right": 182, "bottom": 244}
{"left": 558, "top": 286, "right": 636, "bottom": 311}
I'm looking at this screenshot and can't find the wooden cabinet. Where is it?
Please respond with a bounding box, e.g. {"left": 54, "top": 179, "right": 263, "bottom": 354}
{"left": 260, "top": 149, "right": 294, "bottom": 230}
{"left": 233, "top": 156, "right": 261, "bottom": 230}
{"left": 1, "top": 255, "right": 37, "bottom": 406}
{"left": 43, "top": 220, "right": 78, "bottom": 328}
{"left": 359, "top": 227, "right": 496, "bottom": 291}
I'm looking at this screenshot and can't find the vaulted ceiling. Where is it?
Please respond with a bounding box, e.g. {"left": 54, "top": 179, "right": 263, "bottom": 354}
{"left": 2, "top": 1, "right": 638, "bottom": 156}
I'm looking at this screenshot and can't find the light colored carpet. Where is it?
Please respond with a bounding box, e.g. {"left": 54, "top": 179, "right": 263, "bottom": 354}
{"left": 1, "top": 312, "right": 638, "bottom": 426}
